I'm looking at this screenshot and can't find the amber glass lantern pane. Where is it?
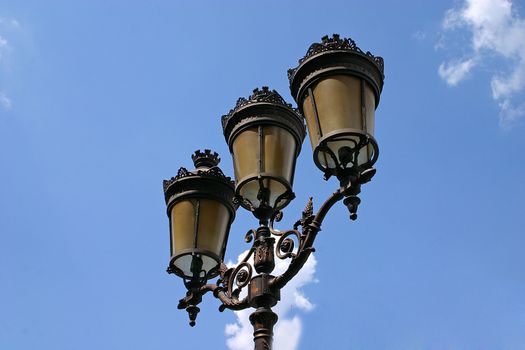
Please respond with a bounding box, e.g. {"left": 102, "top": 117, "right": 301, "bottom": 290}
{"left": 169, "top": 198, "right": 230, "bottom": 278}
{"left": 197, "top": 199, "right": 230, "bottom": 257}
{"left": 170, "top": 200, "right": 196, "bottom": 257}
{"left": 264, "top": 126, "right": 296, "bottom": 182}
{"left": 232, "top": 127, "right": 259, "bottom": 184}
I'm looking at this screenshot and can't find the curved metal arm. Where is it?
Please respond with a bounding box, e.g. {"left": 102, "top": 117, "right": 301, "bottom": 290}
{"left": 271, "top": 188, "right": 345, "bottom": 290}
{"left": 177, "top": 283, "right": 250, "bottom": 313}
{"left": 216, "top": 292, "right": 250, "bottom": 312}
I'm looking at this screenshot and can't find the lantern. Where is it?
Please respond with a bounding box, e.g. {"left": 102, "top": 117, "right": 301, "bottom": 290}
{"left": 222, "top": 87, "right": 306, "bottom": 221}
{"left": 163, "top": 150, "right": 236, "bottom": 287}
{"left": 288, "top": 34, "right": 384, "bottom": 181}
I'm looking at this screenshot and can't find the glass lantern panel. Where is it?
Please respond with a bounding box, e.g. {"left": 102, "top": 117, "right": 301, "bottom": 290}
{"left": 263, "top": 125, "right": 296, "bottom": 184}
{"left": 364, "top": 81, "right": 376, "bottom": 136}
{"left": 174, "top": 254, "right": 218, "bottom": 278}
{"left": 237, "top": 175, "right": 290, "bottom": 209}
{"left": 232, "top": 127, "right": 259, "bottom": 182}
{"left": 170, "top": 200, "right": 196, "bottom": 255}
{"left": 302, "top": 93, "right": 321, "bottom": 153}
{"left": 238, "top": 179, "right": 261, "bottom": 208}
{"left": 312, "top": 75, "right": 362, "bottom": 136}
{"left": 268, "top": 179, "right": 288, "bottom": 208}
{"left": 318, "top": 135, "right": 374, "bottom": 169}
{"left": 197, "top": 199, "right": 230, "bottom": 257}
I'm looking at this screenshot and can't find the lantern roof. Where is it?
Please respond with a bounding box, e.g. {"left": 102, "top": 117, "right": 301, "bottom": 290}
{"left": 288, "top": 34, "right": 385, "bottom": 107}
{"left": 221, "top": 87, "right": 305, "bottom": 148}
{"left": 163, "top": 149, "right": 235, "bottom": 205}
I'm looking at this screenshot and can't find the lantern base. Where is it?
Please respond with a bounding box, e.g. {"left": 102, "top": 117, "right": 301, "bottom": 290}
{"left": 313, "top": 128, "right": 378, "bottom": 182}
{"left": 234, "top": 174, "right": 296, "bottom": 223}
{"left": 167, "top": 249, "right": 222, "bottom": 282}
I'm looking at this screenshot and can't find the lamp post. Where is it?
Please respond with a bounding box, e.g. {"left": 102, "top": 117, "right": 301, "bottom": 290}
{"left": 162, "top": 34, "right": 384, "bottom": 350}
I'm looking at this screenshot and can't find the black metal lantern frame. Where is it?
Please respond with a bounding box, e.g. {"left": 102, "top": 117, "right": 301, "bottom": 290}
{"left": 163, "top": 34, "right": 385, "bottom": 350}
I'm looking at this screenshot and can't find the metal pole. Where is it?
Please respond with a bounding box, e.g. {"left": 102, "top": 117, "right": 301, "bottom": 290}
{"left": 249, "top": 225, "right": 280, "bottom": 350}
{"left": 250, "top": 307, "right": 278, "bottom": 350}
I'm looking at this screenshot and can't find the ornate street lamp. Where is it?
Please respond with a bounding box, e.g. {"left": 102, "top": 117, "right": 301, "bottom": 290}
{"left": 162, "top": 34, "right": 385, "bottom": 350}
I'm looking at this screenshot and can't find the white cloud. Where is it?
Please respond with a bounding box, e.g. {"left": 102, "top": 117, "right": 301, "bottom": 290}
{"left": 491, "top": 62, "right": 525, "bottom": 99}
{"left": 0, "top": 91, "right": 11, "bottom": 110}
{"left": 438, "top": 58, "right": 476, "bottom": 86}
{"left": 273, "top": 316, "right": 302, "bottom": 349}
{"left": 412, "top": 30, "right": 427, "bottom": 41}
{"left": 0, "top": 35, "right": 8, "bottom": 61}
{"left": 498, "top": 99, "right": 525, "bottom": 128}
{"left": 0, "top": 17, "right": 20, "bottom": 113}
{"left": 225, "top": 250, "right": 317, "bottom": 350}
{"left": 0, "top": 17, "right": 19, "bottom": 29}
{"left": 438, "top": 0, "right": 525, "bottom": 126}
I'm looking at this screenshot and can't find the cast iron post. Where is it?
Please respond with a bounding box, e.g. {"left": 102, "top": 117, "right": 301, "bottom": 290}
{"left": 248, "top": 225, "right": 280, "bottom": 350}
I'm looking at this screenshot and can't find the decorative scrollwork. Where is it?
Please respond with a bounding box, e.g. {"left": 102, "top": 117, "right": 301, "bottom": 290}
{"left": 233, "top": 195, "right": 255, "bottom": 212}
{"left": 236, "top": 269, "right": 250, "bottom": 286}
{"left": 275, "top": 230, "right": 302, "bottom": 259}
{"left": 269, "top": 210, "right": 284, "bottom": 236}
{"left": 245, "top": 229, "right": 256, "bottom": 243}
{"left": 162, "top": 167, "right": 190, "bottom": 191}
{"left": 228, "top": 261, "right": 253, "bottom": 298}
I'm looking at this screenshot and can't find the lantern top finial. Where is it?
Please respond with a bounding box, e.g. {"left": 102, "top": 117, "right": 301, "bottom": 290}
{"left": 192, "top": 149, "right": 220, "bottom": 169}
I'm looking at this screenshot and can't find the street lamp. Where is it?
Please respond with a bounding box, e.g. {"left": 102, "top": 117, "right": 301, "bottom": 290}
{"left": 162, "top": 34, "right": 384, "bottom": 349}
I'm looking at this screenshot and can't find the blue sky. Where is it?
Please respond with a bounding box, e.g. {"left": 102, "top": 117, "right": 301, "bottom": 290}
{"left": 1, "top": 1, "right": 524, "bottom": 349}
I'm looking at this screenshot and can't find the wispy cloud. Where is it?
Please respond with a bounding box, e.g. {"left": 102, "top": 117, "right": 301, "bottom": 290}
{"left": 0, "top": 16, "right": 20, "bottom": 112}
{"left": 438, "top": 58, "right": 477, "bottom": 85}
{"left": 412, "top": 30, "right": 427, "bottom": 41}
{"left": 0, "top": 30, "right": 11, "bottom": 110}
{"left": 0, "top": 91, "right": 11, "bottom": 110}
{"left": 0, "top": 34, "right": 9, "bottom": 62}
{"left": 438, "top": 0, "right": 525, "bottom": 127}
{"left": 0, "top": 16, "right": 18, "bottom": 62}
{"left": 0, "top": 17, "right": 19, "bottom": 29}
{"left": 225, "top": 251, "right": 317, "bottom": 350}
